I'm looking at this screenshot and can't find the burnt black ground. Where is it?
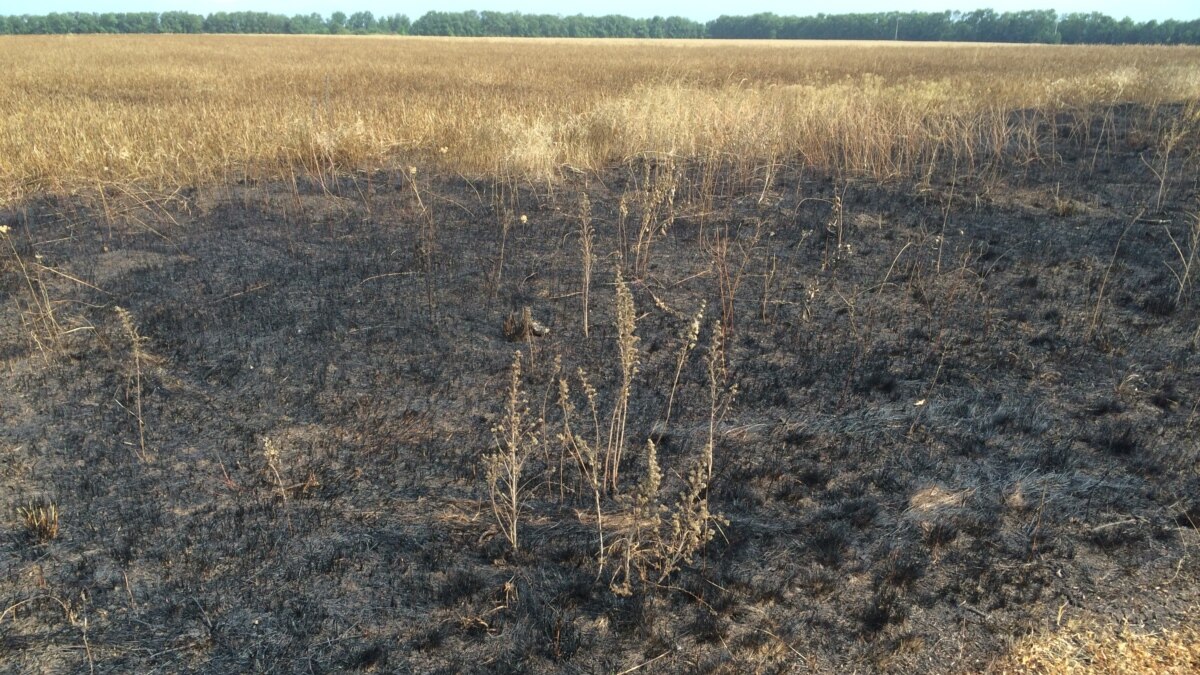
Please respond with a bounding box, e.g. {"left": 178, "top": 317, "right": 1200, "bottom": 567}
{"left": 2, "top": 111, "right": 1199, "bottom": 673}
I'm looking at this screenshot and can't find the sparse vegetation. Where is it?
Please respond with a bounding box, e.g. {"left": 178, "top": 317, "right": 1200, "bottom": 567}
{"left": 502, "top": 279, "right": 726, "bottom": 594}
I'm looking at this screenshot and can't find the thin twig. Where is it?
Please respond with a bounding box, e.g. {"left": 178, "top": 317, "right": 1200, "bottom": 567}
{"left": 616, "top": 650, "right": 671, "bottom": 675}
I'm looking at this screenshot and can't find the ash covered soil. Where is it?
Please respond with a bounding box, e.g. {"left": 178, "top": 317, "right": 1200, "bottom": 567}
{"left": 2, "top": 125, "right": 1199, "bottom": 673}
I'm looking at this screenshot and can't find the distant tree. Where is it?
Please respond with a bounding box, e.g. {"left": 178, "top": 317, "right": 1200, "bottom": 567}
{"left": 479, "top": 11, "right": 506, "bottom": 36}
{"left": 663, "top": 16, "right": 702, "bottom": 39}
{"left": 286, "top": 13, "right": 326, "bottom": 34}
{"left": 116, "top": 13, "right": 159, "bottom": 33}
{"left": 329, "top": 11, "right": 347, "bottom": 34}
{"left": 159, "top": 11, "right": 202, "bottom": 33}
{"left": 347, "top": 11, "right": 376, "bottom": 33}
{"left": 96, "top": 13, "right": 118, "bottom": 33}
{"left": 203, "top": 12, "right": 229, "bottom": 33}
{"left": 383, "top": 14, "right": 410, "bottom": 34}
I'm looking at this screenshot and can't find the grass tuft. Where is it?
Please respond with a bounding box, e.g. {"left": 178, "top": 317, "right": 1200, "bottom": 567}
{"left": 18, "top": 501, "right": 59, "bottom": 543}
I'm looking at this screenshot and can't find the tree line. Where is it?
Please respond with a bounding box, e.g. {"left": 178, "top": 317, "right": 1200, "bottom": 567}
{"left": 0, "top": 9, "right": 1196, "bottom": 44}
{"left": 707, "top": 11, "right": 1200, "bottom": 44}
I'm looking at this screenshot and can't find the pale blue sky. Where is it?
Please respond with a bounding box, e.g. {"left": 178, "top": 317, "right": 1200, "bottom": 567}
{"left": 2, "top": 1, "right": 1194, "bottom": 23}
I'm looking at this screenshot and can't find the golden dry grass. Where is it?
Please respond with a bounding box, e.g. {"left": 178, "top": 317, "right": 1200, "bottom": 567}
{"left": 993, "top": 619, "right": 1200, "bottom": 674}
{"left": 0, "top": 35, "right": 1198, "bottom": 202}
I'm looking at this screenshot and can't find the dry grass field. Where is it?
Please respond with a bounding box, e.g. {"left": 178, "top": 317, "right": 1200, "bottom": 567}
{"left": 1, "top": 35, "right": 1199, "bottom": 201}
{"left": 2, "top": 35, "right": 1200, "bottom": 673}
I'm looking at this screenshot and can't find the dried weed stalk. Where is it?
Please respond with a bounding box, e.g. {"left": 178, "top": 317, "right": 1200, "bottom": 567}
{"left": 486, "top": 351, "right": 537, "bottom": 552}
{"left": 580, "top": 192, "right": 594, "bottom": 338}
{"left": 606, "top": 268, "right": 639, "bottom": 492}
{"left": 261, "top": 436, "right": 294, "bottom": 531}
{"left": 403, "top": 166, "right": 438, "bottom": 316}
{"left": 708, "top": 221, "right": 764, "bottom": 339}
{"left": 3, "top": 225, "right": 63, "bottom": 359}
{"left": 115, "top": 306, "right": 150, "bottom": 462}
{"left": 1164, "top": 209, "right": 1200, "bottom": 310}
{"left": 632, "top": 159, "right": 678, "bottom": 278}
{"left": 663, "top": 301, "right": 705, "bottom": 428}
{"left": 607, "top": 321, "right": 732, "bottom": 594}
{"left": 557, "top": 368, "right": 606, "bottom": 573}
{"left": 493, "top": 276, "right": 727, "bottom": 592}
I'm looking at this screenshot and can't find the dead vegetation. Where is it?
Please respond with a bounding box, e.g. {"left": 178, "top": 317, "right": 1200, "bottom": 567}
{"left": 1, "top": 36, "right": 1199, "bottom": 204}
{"left": 993, "top": 619, "right": 1200, "bottom": 674}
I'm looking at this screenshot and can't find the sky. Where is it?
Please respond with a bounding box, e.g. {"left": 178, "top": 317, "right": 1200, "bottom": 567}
{"left": 1, "top": 1, "right": 1195, "bottom": 24}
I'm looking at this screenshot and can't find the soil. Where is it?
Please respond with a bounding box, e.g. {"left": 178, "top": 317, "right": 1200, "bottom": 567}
{"left": 2, "top": 110, "right": 1199, "bottom": 673}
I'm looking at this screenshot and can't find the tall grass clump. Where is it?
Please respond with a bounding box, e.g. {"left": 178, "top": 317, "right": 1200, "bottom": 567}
{"left": 486, "top": 273, "right": 730, "bottom": 595}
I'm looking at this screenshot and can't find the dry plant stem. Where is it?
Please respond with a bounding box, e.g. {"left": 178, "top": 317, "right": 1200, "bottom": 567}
{"left": 115, "top": 306, "right": 149, "bottom": 462}
{"left": 495, "top": 298, "right": 725, "bottom": 592}
{"left": 760, "top": 253, "right": 777, "bottom": 324}
{"left": 404, "top": 168, "right": 437, "bottom": 316}
{"left": 1088, "top": 211, "right": 1142, "bottom": 340}
{"left": 609, "top": 439, "right": 663, "bottom": 595}
{"left": 487, "top": 351, "right": 535, "bottom": 551}
{"left": 663, "top": 301, "right": 705, "bottom": 429}
{"left": 617, "top": 196, "right": 630, "bottom": 268}
{"left": 1162, "top": 211, "right": 1200, "bottom": 309}
{"left": 615, "top": 650, "right": 670, "bottom": 675}
{"left": 705, "top": 321, "right": 728, "bottom": 486}
{"left": 908, "top": 348, "right": 948, "bottom": 437}
{"left": 830, "top": 188, "right": 845, "bottom": 254}
{"left": 710, "top": 226, "right": 733, "bottom": 336}
{"left": 0, "top": 595, "right": 94, "bottom": 674}
{"left": 3, "top": 230, "right": 62, "bottom": 359}
{"left": 877, "top": 242, "right": 914, "bottom": 297}
{"left": 262, "top": 437, "right": 293, "bottom": 532}
{"left": 1142, "top": 118, "right": 1188, "bottom": 213}
{"left": 631, "top": 159, "right": 677, "bottom": 278}
{"left": 557, "top": 372, "right": 605, "bottom": 574}
{"left": 494, "top": 215, "right": 511, "bottom": 298}
{"left": 578, "top": 367, "right": 602, "bottom": 450}
{"left": 757, "top": 154, "right": 778, "bottom": 204}
{"left": 605, "top": 269, "right": 639, "bottom": 493}
{"left": 490, "top": 178, "right": 517, "bottom": 297}
{"left": 702, "top": 321, "right": 735, "bottom": 563}
{"left": 936, "top": 165, "right": 957, "bottom": 275}
{"left": 709, "top": 221, "right": 763, "bottom": 339}
{"left": 580, "top": 192, "right": 594, "bottom": 338}
{"left": 619, "top": 321, "right": 734, "bottom": 590}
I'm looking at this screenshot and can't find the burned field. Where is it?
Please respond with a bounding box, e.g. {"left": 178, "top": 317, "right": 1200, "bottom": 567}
{"left": 2, "top": 107, "right": 1199, "bottom": 673}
